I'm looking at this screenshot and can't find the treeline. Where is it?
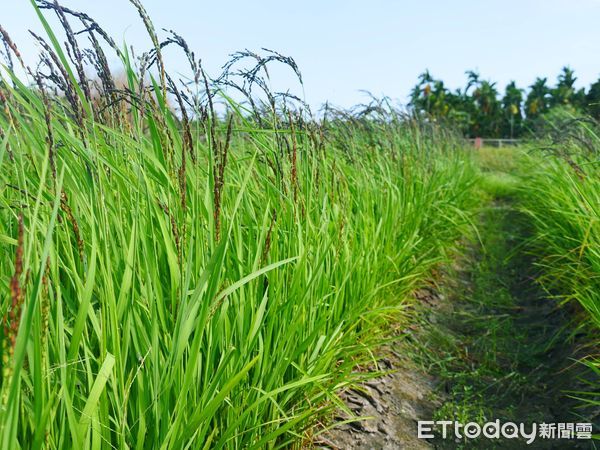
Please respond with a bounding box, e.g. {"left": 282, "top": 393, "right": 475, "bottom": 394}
{"left": 409, "top": 67, "right": 600, "bottom": 138}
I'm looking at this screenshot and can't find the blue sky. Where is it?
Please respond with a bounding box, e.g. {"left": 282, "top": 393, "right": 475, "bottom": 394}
{"left": 4, "top": 0, "right": 600, "bottom": 109}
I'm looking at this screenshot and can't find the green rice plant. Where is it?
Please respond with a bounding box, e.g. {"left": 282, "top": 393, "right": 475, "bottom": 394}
{"left": 519, "top": 119, "right": 600, "bottom": 411}
{"left": 0, "top": 2, "right": 477, "bottom": 448}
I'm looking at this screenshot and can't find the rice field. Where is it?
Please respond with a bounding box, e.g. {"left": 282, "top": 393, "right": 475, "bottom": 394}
{"left": 0, "top": 2, "right": 598, "bottom": 449}
{"left": 520, "top": 125, "right": 600, "bottom": 409}
{"left": 0, "top": 3, "right": 481, "bottom": 448}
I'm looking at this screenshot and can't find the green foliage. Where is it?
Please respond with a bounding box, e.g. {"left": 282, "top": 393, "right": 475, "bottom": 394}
{"left": 410, "top": 66, "right": 600, "bottom": 139}
{"left": 525, "top": 77, "right": 551, "bottom": 119}
{"left": 585, "top": 78, "right": 600, "bottom": 120}
{"left": 0, "top": 3, "right": 478, "bottom": 448}
{"left": 550, "top": 66, "right": 586, "bottom": 109}
{"left": 501, "top": 82, "right": 524, "bottom": 139}
{"left": 519, "top": 122, "right": 600, "bottom": 411}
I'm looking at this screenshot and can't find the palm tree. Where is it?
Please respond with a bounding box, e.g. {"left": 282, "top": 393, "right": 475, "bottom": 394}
{"left": 464, "top": 70, "right": 480, "bottom": 96}
{"left": 410, "top": 70, "right": 434, "bottom": 114}
{"left": 585, "top": 78, "right": 600, "bottom": 120}
{"left": 525, "top": 77, "right": 550, "bottom": 118}
{"left": 551, "top": 66, "right": 578, "bottom": 107}
{"left": 409, "top": 71, "right": 451, "bottom": 119}
{"left": 502, "top": 81, "right": 523, "bottom": 138}
{"left": 464, "top": 73, "right": 501, "bottom": 137}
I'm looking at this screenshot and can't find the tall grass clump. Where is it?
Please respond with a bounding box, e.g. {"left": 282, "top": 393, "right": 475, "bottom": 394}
{"left": 520, "top": 115, "right": 600, "bottom": 409}
{"left": 0, "top": 2, "right": 476, "bottom": 448}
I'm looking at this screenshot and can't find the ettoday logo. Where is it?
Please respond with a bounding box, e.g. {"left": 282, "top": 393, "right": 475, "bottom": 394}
{"left": 417, "top": 420, "right": 593, "bottom": 444}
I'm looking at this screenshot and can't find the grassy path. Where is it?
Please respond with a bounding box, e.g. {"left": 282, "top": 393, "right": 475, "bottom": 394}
{"left": 421, "top": 200, "right": 577, "bottom": 448}
{"left": 415, "top": 149, "right": 594, "bottom": 449}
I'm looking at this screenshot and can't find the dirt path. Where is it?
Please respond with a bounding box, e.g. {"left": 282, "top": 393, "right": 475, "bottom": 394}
{"left": 316, "top": 186, "right": 598, "bottom": 448}
{"left": 415, "top": 199, "right": 588, "bottom": 449}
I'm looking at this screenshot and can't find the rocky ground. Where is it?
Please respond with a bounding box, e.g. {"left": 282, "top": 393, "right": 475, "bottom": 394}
{"left": 313, "top": 287, "right": 445, "bottom": 450}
